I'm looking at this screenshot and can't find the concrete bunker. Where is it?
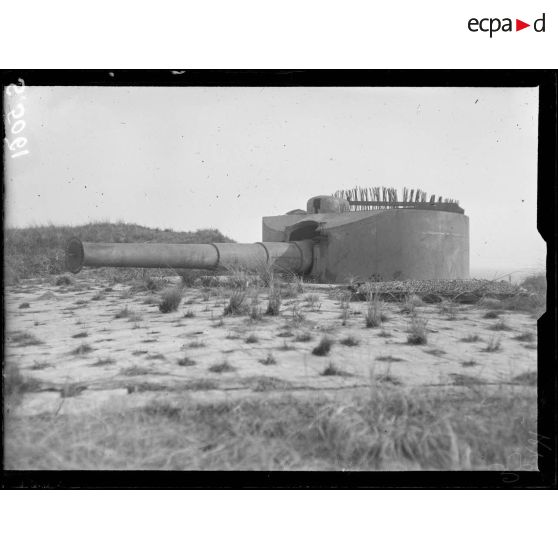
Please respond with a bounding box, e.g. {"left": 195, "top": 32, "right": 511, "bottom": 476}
{"left": 67, "top": 189, "right": 469, "bottom": 283}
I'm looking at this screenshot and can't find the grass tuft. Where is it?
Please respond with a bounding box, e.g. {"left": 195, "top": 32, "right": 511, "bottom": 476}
{"left": 312, "top": 336, "right": 334, "bottom": 356}
{"left": 294, "top": 332, "right": 313, "bottom": 343}
{"left": 259, "top": 353, "right": 277, "bottom": 365}
{"left": 340, "top": 336, "right": 359, "bottom": 347}
{"left": 30, "top": 361, "right": 52, "bottom": 370}
{"left": 339, "top": 293, "right": 351, "bottom": 325}
{"left": 406, "top": 317, "right": 428, "bottom": 345}
{"left": 265, "top": 285, "right": 282, "bottom": 316}
{"left": 365, "top": 292, "right": 386, "bottom": 328}
{"left": 71, "top": 343, "right": 94, "bottom": 356}
{"left": 513, "top": 332, "right": 535, "bottom": 343}
{"left": 55, "top": 274, "right": 73, "bottom": 286}
{"left": 90, "top": 357, "right": 116, "bottom": 367}
{"left": 72, "top": 331, "right": 88, "bottom": 339}
{"left": 9, "top": 332, "right": 43, "bottom": 346}
{"left": 483, "top": 310, "right": 500, "bottom": 319}
{"left": 158, "top": 287, "right": 183, "bottom": 313}
{"left": 482, "top": 337, "right": 502, "bottom": 353}
{"left": 186, "top": 340, "right": 206, "bottom": 349}
{"left": 208, "top": 360, "right": 236, "bottom": 373}
{"left": 321, "top": 362, "right": 350, "bottom": 377}
{"left": 460, "top": 334, "right": 481, "bottom": 343}
{"left": 224, "top": 289, "right": 248, "bottom": 316}
{"left": 178, "top": 356, "right": 196, "bottom": 367}
{"left": 376, "top": 355, "right": 405, "bottom": 363}
{"left": 120, "top": 366, "right": 151, "bottom": 376}
{"left": 249, "top": 297, "right": 263, "bottom": 321}
{"left": 488, "top": 319, "right": 512, "bottom": 332}
{"left": 461, "top": 359, "right": 478, "bottom": 367}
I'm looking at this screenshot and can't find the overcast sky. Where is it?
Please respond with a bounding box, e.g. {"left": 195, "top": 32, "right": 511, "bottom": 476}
{"left": 5, "top": 85, "right": 544, "bottom": 275}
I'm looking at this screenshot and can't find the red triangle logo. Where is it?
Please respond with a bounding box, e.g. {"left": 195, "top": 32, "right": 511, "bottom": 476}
{"left": 516, "top": 19, "right": 530, "bottom": 31}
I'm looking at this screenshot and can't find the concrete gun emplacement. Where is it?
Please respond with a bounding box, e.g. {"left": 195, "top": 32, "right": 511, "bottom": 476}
{"left": 66, "top": 191, "right": 469, "bottom": 283}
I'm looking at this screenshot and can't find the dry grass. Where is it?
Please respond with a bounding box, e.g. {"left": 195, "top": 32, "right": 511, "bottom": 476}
{"left": 406, "top": 317, "right": 428, "bottom": 345}
{"left": 159, "top": 287, "right": 183, "bottom": 313}
{"left": 515, "top": 332, "right": 536, "bottom": 343}
{"left": 294, "top": 332, "right": 313, "bottom": 343}
{"left": 120, "top": 366, "right": 151, "bottom": 377}
{"left": 259, "top": 353, "right": 277, "bottom": 366}
{"left": 208, "top": 360, "right": 236, "bottom": 373}
{"left": 266, "top": 286, "right": 282, "bottom": 316}
{"left": 321, "top": 362, "right": 350, "bottom": 377}
{"left": 461, "top": 359, "right": 478, "bottom": 368}
{"left": 290, "top": 302, "right": 305, "bottom": 325}
{"left": 30, "top": 360, "right": 52, "bottom": 370}
{"left": 461, "top": 334, "right": 482, "bottom": 343}
{"left": 482, "top": 337, "right": 502, "bottom": 353}
{"left": 72, "top": 331, "right": 89, "bottom": 339}
{"left": 400, "top": 294, "right": 422, "bottom": 315}
{"left": 177, "top": 356, "right": 196, "bottom": 367}
{"left": 340, "top": 335, "right": 359, "bottom": 347}
{"left": 365, "top": 292, "right": 386, "bottom": 328}
{"left": 4, "top": 385, "right": 537, "bottom": 471}
{"left": 376, "top": 355, "right": 405, "bottom": 363}
{"left": 312, "top": 336, "right": 334, "bottom": 356}
{"left": 114, "top": 306, "right": 140, "bottom": 320}
{"left": 304, "top": 294, "right": 321, "bottom": 311}
{"left": 71, "top": 343, "right": 94, "bottom": 356}
{"left": 277, "top": 341, "right": 295, "bottom": 351}
{"left": 488, "top": 319, "right": 512, "bottom": 332}
{"left": 186, "top": 340, "right": 206, "bottom": 349}
{"left": 483, "top": 310, "right": 500, "bottom": 319}
{"left": 55, "top": 274, "right": 73, "bottom": 286}
{"left": 243, "top": 376, "right": 293, "bottom": 392}
{"left": 440, "top": 302, "right": 459, "bottom": 320}
{"left": 8, "top": 332, "right": 44, "bottom": 346}
{"left": 339, "top": 292, "right": 351, "bottom": 325}
{"left": 224, "top": 289, "right": 248, "bottom": 316}
{"left": 249, "top": 297, "right": 263, "bottom": 322}
{"left": 91, "top": 357, "right": 116, "bottom": 367}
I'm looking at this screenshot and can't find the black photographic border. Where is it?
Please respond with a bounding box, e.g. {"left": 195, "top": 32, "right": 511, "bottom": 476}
{"left": 1, "top": 69, "right": 556, "bottom": 489}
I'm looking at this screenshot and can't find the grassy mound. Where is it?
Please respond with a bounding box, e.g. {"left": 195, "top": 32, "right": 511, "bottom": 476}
{"left": 4, "top": 223, "right": 235, "bottom": 283}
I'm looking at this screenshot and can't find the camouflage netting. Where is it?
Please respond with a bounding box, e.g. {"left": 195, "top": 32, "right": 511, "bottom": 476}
{"left": 350, "top": 279, "right": 529, "bottom": 303}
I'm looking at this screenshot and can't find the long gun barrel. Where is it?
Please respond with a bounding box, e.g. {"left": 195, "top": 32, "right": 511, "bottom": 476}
{"left": 65, "top": 238, "right": 313, "bottom": 275}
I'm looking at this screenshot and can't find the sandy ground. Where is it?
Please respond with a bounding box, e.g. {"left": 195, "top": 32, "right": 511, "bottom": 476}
{"left": 4, "top": 275, "right": 537, "bottom": 416}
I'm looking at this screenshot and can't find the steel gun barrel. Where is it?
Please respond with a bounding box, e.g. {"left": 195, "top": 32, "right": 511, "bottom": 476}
{"left": 65, "top": 238, "right": 313, "bottom": 275}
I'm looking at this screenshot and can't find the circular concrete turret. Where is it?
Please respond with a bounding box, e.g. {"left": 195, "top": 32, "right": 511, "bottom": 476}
{"left": 306, "top": 195, "right": 350, "bottom": 214}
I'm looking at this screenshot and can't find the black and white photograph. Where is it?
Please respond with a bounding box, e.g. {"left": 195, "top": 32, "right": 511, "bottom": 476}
{"left": 1, "top": 71, "right": 553, "bottom": 481}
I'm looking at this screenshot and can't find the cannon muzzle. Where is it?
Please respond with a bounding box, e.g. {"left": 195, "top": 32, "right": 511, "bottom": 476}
{"left": 66, "top": 238, "right": 314, "bottom": 275}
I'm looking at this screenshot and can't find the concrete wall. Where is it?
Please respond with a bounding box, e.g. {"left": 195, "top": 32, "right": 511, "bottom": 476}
{"left": 263, "top": 209, "right": 469, "bottom": 282}
{"left": 319, "top": 210, "right": 469, "bottom": 282}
